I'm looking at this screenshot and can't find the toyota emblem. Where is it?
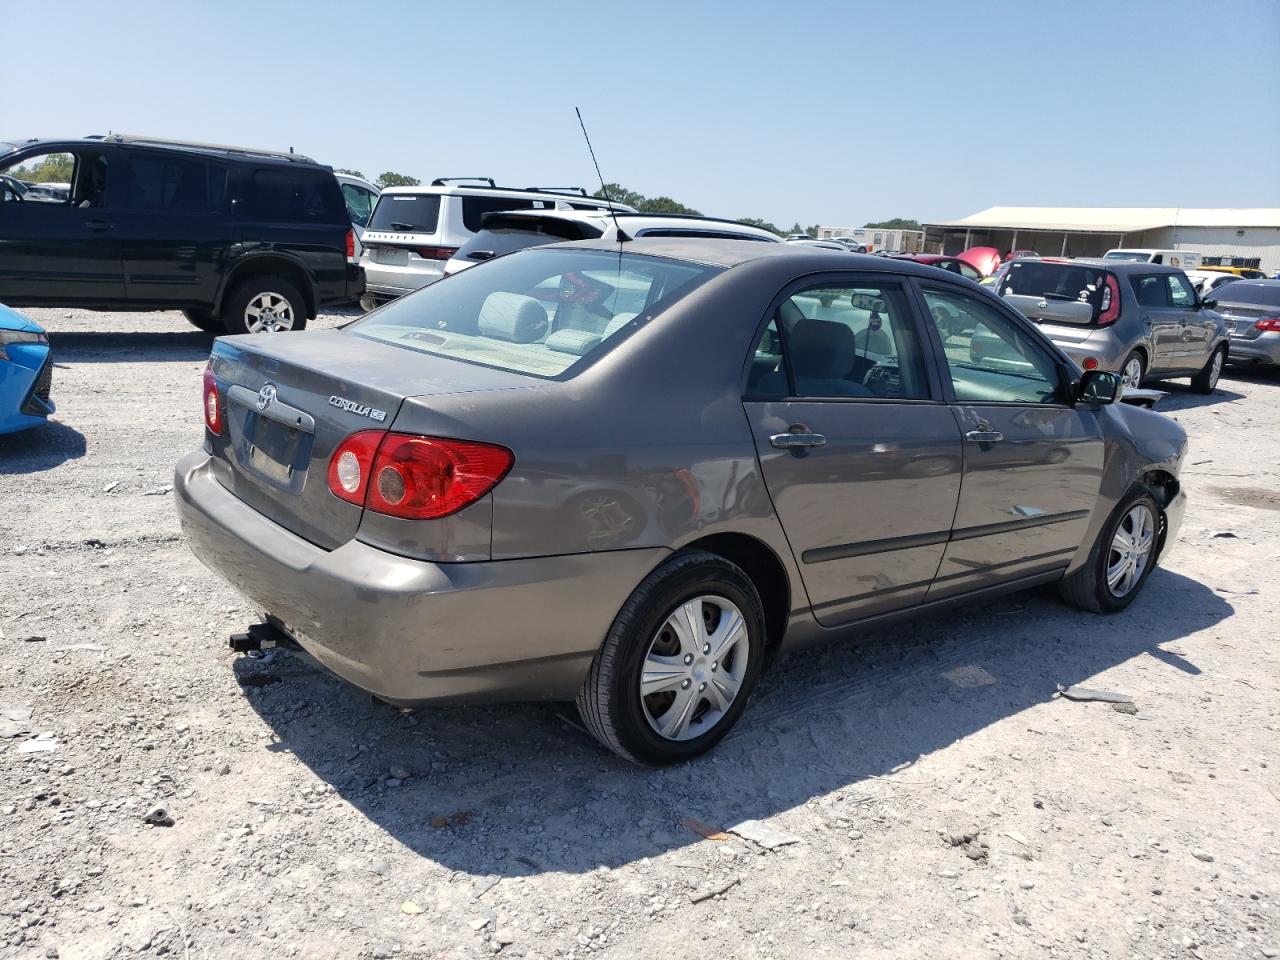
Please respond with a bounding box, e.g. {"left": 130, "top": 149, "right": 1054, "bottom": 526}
{"left": 256, "top": 383, "right": 278, "bottom": 412}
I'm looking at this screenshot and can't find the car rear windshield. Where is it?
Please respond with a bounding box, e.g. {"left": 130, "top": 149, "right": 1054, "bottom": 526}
{"left": 369, "top": 194, "right": 441, "bottom": 233}
{"left": 1102, "top": 251, "right": 1151, "bottom": 262}
{"left": 998, "top": 261, "right": 1111, "bottom": 318}
{"left": 1210, "top": 282, "right": 1280, "bottom": 308}
{"left": 455, "top": 217, "right": 602, "bottom": 261}
{"left": 350, "top": 248, "right": 720, "bottom": 378}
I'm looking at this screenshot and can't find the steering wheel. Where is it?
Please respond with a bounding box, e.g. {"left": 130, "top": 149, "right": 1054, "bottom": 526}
{"left": 1, "top": 177, "right": 23, "bottom": 202}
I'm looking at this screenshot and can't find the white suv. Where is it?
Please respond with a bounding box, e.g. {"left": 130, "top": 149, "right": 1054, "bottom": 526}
{"left": 359, "top": 179, "right": 631, "bottom": 309}
{"left": 444, "top": 210, "right": 782, "bottom": 276}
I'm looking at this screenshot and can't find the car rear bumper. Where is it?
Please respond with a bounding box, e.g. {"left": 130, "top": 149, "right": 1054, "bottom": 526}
{"left": 360, "top": 260, "right": 444, "bottom": 298}
{"left": 1225, "top": 332, "right": 1280, "bottom": 366}
{"left": 1047, "top": 335, "right": 1128, "bottom": 373}
{"left": 173, "top": 451, "right": 666, "bottom": 705}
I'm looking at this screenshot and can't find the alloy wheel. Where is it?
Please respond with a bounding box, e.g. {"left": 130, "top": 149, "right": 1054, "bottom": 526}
{"left": 640, "top": 595, "right": 750, "bottom": 741}
{"left": 1106, "top": 504, "right": 1155, "bottom": 598}
{"left": 1122, "top": 356, "right": 1143, "bottom": 390}
{"left": 244, "top": 292, "right": 296, "bottom": 333}
{"left": 1208, "top": 350, "right": 1223, "bottom": 389}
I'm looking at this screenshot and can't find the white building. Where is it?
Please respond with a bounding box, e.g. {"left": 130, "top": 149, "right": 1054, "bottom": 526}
{"left": 817, "top": 225, "right": 924, "bottom": 252}
{"left": 923, "top": 207, "right": 1280, "bottom": 274}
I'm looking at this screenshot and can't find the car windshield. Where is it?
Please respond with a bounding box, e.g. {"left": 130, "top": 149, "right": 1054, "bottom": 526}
{"left": 1211, "top": 282, "right": 1280, "bottom": 308}
{"left": 350, "top": 248, "right": 721, "bottom": 378}
{"left": 456, "top": 217, "right": 601, "bottom": 262}
{"left": 1103, "top": 251, "right": 1151, "bottom": 262}
{"left": 998, "top": 261, "right": 1109, "bottom": 314}
{"left": 368, "top": 194, "right": 441, "bottom": 233}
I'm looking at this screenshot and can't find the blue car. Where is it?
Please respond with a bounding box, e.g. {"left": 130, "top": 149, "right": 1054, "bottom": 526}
{"left": 0, "top": 303, "right": 54, "bottom": 434}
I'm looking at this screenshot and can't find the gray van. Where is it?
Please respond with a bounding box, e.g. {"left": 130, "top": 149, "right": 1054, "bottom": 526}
{"left": 990, "top": 258, "right": 1229, "bottom": 393}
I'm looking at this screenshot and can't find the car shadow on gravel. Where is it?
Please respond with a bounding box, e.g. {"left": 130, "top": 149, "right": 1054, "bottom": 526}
{"left": 235, "top": 567, "right": 1231, "bottom": 878}
{"left": 0, "top": 420, "right": 86, "bottom": 474}
{"left": 48, "top": 330, "right": 216, "bottom": 363}
{"left": 1151, "top": 382, "right": 1247, "bottom": 412}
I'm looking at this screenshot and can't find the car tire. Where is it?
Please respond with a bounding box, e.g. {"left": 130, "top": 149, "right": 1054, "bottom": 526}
{"left": 576, "top": 550, "right": 767, "bottom": 766}
{"left": 1190, "top": 345, "right": 1226, "bottom": 394}
{"left": 221, "top": 277, "right": 308, "bottom": 335}
{"left": 182, "top": 309, "right": 224, "bottom": 333}
{"left": 1120, "top": 351, "right": 1145, "bottom": 390}
{"left": 1057, "top": 487, "right": 1161, "bottom": 614}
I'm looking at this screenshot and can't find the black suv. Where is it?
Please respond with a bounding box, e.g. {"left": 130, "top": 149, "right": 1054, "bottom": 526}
{"left": 0, "top": 135, "right": 362, "bottom": 334}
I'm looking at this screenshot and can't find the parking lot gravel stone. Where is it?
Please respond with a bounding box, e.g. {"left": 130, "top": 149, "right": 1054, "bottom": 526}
{"left": 1, "top": 308, "right": 1278, "bottom": 958}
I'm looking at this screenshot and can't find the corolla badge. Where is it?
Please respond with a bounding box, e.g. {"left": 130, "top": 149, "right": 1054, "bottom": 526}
{"left": 1036, "top": 299, "right": 1049, "bottom": 310}
{"left": 329, "top": 395, "right": 387, "bottom": 422}
{"left": 255, "top": 383, "right": 277, "bottom": 412}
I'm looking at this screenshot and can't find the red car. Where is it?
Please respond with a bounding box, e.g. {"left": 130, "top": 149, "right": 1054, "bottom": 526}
{"left": 890, "top": 253, "right": 986, "bottom": 282}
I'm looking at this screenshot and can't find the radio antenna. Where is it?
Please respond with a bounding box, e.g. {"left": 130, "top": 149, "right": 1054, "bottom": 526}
{"left": 575, "top": 107, "right": 629, "bottom": 242}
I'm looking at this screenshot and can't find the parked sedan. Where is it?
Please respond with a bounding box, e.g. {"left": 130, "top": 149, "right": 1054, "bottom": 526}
{"left": 1206, "top": 279, "right": 1280, "bottom": 368}
{"left": 0, "top": 302, "right": 54, "bottom": 433}
{"left": 176, "top": 241, "right": 1187, "bottom": 764}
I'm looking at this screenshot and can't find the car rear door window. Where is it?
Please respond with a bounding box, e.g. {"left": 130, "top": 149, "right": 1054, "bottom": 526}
{"left": 461, "top": 196, "right": 557, "bottom": 232}
{"left": 1132, "top": 275, "right": 1168, "bottom": 307}
{"left": 241, "top": 169, "right": 344, "bottom": 223}
{"left": 341, "top": 183, "right": 375, "bottom": 227}
{"left": 923, "top": 288, "right": 1061, "bottom": 404}
{"left": 749, "top": 282, "right": 929, "bottom": 400}
{"left": 122, "top": 153, "right": 221, "bottom": 213}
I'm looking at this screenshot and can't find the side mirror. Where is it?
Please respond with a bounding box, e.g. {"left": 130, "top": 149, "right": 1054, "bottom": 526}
{"left": 1201, "top": 297, "right": 1217, "bottom": 309}
{"left": 1075, "top": 369, "right": 1121, "bottom": 405}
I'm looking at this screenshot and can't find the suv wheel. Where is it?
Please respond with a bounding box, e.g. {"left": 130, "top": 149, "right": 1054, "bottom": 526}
{"left": 576, "top": 550, "right": 767, "bottom": 765}
{"left": 1120, "top": 351, "right": 1145, "bottom": 390}
{"left": 182, "top": 309, "right": 224, "bottom": 333}
{"left": 222, "top": 277, "right": 307, "bottom": 335}
{"left": 1058, "top": 487, "right": 1160, "bottom": 613}
{"left": 1190, "top": 345, "right": 1225, "bottom": 394}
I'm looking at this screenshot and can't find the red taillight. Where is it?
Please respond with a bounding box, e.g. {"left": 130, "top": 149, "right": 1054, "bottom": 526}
{"left": 1254, "top": 317, "right": 1280, "bottom": 332}
{"left": 345, "top": 228, "right": 355, "bottom": 260}
{"left": 326, "top": 430, "right": 384, "bottom": 506}
{"left": 1098, "top": 273, "right": 1121, "bottom": 326}
{"left": 327, "top": 432, "right": 513, "bottom": 519}
{"left": 202, "top": 364, "right": 222, "bottom": 435}
{"left": 414, "top": 246, "right": 459, "bottom": 261}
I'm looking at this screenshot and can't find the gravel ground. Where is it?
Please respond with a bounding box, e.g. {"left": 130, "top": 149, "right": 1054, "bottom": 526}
{"left": 2, "top": 307, "right": 1278, "bottom": 960}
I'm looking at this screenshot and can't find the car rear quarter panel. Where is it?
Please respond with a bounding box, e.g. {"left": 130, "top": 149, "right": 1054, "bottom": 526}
{"left": 383, "top": 258, "right": 810, "bottom": 611}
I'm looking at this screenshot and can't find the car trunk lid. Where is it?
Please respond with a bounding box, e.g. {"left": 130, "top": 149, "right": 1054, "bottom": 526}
{"left": 1215, "top": 301, "right": 1278, "bottom": 341}
{"left": 206, "top": 329, "right": 534, "bottom": 549}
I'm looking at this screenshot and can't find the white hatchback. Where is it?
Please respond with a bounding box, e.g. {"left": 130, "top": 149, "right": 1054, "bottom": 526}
{"left": 359, "top": 179, "right": 631, "bottom": 310}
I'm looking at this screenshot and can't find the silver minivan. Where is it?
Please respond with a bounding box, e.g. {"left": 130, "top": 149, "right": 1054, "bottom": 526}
{"left": 990, "top": 258, "right": 1229, "bottom": 393}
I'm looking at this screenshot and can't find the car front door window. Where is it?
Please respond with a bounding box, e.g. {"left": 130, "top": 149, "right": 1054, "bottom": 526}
{"left": 921, "top": 287, "right": 1061, "bottom": 404}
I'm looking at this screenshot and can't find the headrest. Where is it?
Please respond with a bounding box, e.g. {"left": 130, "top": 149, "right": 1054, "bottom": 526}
{"left": 788, "top": 319, "right": 854, "bottom": 379}
{"left": 545, "top": 329, "right": 602, "bottom": 356}
{"left": 477, "top": 292, "right": 548, "bottom": 343}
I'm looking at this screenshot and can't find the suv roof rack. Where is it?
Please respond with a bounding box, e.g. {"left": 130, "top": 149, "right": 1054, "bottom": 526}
{"left": 431, "top": 177, "right": 497, "bottom": 187}
{"left": 87, "top": 133, "right": 316, "bottom": 164}
{"left": 427, "top": 178, "right": 596, "bottom": 200}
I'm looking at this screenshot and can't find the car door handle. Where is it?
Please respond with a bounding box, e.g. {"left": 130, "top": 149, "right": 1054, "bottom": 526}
{"left": 965, "top": 430, "right": 1004, "bottom": 443}
{"left": 770, "top": 432, "right": 827, "bottom": 450}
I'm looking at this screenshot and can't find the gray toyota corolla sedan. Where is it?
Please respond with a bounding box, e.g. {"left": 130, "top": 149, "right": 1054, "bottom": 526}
{"left": 176, "top": 240, "right": 1188, "bottom": 765}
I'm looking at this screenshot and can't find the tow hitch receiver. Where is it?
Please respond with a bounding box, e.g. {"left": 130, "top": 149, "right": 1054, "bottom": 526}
{"left": 229, "top": 621, "right": 293, "bottom": 654}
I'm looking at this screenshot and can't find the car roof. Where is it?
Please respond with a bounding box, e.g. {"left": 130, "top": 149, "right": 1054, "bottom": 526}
{"left": 379, "top": 182, "right": 631, "bottom": 207}
{"left": 550, "top": 236, "right": 965, "bottom": 277}
{"left": 1068, "top": 258, "right": 1183, "bottom": 274}
{"left": 2, "top": 135, "right": 327, "bottom": 168}
{"left": 475, "top": 208, "right": 781, "bottom": 238}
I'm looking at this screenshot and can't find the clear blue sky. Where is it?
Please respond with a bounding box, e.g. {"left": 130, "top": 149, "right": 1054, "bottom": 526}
{"left": 4, "top": 0, "right": 1278, "bottom": 228}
